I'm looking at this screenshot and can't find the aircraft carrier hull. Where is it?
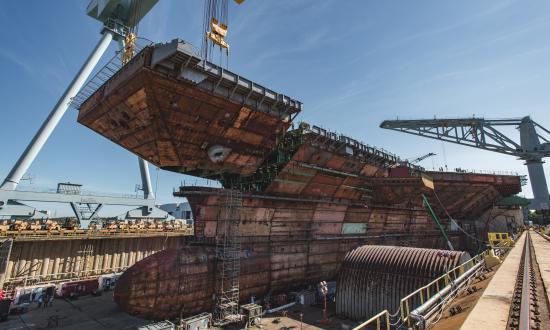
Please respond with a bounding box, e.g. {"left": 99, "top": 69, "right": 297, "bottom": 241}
{"left": 74, "top": 38, "right": 523, "bottom": 320}
{"left": 114, "top": 186, "right": 472, "bottom": 320}
{"left": 114, "top": 164, "right": 521, "bottom": 320}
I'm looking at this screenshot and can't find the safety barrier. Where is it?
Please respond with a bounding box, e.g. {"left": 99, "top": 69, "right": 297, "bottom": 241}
{"left": 352, "top": 310, "right": 391, "bottom": 330}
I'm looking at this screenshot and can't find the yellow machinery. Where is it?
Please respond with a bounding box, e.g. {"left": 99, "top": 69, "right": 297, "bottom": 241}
{"left": 483, "top": 248, "right": 502, "bottom": 268}
{"left": 121, "top": 33, "right": 137, "bottom": 64}
{"left": 488, "top": 232, "right": 514, "bottom": 248}
{"left": 483, "top": 232, "right": 514, "bottom": 268}
{"left": 207, "top": 18, "right": 229, "bottom": 49}
{"left": 29, "top": 221, "right": 42, "bottom": 231}
{"left": 0, "top": 221, "right": 9, "bottom": 233}
{"left": 202, "top": 0, "right": 245, "bottom": 58}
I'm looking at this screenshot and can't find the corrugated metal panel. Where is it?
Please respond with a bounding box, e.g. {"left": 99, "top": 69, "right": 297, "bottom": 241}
{"left": 336, "top": 245, "right": 470, "bottom": 320}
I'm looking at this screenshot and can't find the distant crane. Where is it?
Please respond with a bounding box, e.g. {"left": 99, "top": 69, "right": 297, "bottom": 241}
{"left": 380, "top": 116, "right": 550, "bottom": 210}
{"left": 409, "top": 152, "right": 436, "bottom": 165}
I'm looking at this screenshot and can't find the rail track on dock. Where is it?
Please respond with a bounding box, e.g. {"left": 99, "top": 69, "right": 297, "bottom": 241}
{"left": 507, "top": 230, "right": 550, "bottom": 330}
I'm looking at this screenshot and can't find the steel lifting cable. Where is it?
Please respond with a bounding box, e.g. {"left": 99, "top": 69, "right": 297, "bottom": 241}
{"left": 389, "top": 307, "right": 402, "bottom": 319}
{"left": 432, "top": 189, "right": 489, "bottom": 244}
{"left": 389, "top": 308, "right": 403, "bottom": 327}
{"left": 390, "top": 318, "right": 404, "bottom": 327}
{"left": 202, "top": 0, "right": 212, "bottom": 59}
{"left": 202, "top": 0, "right": 230, "bottom": 61}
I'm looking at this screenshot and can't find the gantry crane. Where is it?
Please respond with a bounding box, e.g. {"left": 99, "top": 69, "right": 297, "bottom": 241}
{"left": 0, "top": 0, "right": 167, "bottom": 225}
{"left": 380, "top": 116, "right": 550, "bottom": 210}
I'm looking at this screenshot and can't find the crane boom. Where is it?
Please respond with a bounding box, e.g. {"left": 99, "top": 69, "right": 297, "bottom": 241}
{"left": 380, "top": 117, "right": 550, "bottom": 160}
{"left": 380, "top": 116, "right": 550, "bottom": 210}
{"left": 410, "top": 152, "right": 436, "bottom": 164}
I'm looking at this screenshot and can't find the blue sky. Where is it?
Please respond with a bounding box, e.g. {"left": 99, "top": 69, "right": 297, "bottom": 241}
{"left": 1, "top": 0, "right": 549, "bottom": 216}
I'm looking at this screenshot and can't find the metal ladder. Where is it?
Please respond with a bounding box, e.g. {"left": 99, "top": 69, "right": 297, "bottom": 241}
{"left": 213, "top": 189, "right": 242, "bottom": 325}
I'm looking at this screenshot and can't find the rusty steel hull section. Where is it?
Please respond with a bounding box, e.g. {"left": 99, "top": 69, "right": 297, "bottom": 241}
{"left": 114, "top": 188, "right": 466, "bottom": 320}
{"left": 78, "top": 39, "right": 301, "bottom": 177}
{"left": 215, "top": 125, "right": 521, "bottom": 221}
{"left": 336, "top": 245, "right": 470, "bottom": 320}
{"left": 110, "top": 129, "right": 521, "bottom": 321}
{"left": 76, "top": 39, "right": 523, "bottom": 321}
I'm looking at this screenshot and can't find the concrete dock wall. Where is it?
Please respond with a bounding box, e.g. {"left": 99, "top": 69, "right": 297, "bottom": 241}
{"left": 2, "top": 235, "right": 188, "bottom": 291}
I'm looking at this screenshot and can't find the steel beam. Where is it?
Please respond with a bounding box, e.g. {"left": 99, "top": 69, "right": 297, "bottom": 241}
{"left": 381, "top": 116, "right": 550, "bottom": 210}
{"left": 0, "top": 189, "right": 155, "bottom": 207}
{"left": 380, "top": 118, "right": 524, "bottom": 157}
{"left": 138, "top": 157, "right": 155, "bottom": 200}
{"left": 520, "top": 118, "right": 550, "bottom": 209}
{"left": 0, "top": 202, "right": 49, "bottom": 219}
{"left": 525, "top": 160, "right": 549, "bottom": 210}
{"left": 70, "top": 202, "right": 103, "bottom": 229}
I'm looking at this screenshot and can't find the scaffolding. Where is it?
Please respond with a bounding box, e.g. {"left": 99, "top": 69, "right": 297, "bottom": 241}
{"left": 213, "top": 189, "right": 242, "bottom": 325}
{"left": 0, "top": 238, "right": 13, "bottom": 288}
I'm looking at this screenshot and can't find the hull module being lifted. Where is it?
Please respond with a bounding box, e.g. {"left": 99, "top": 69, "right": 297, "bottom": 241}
{"left": 77, "top": 39, "right": 522, "bottom": 320}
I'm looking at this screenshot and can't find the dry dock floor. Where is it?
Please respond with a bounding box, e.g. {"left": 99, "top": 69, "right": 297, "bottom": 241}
{"left": 253, "top": 302, "right": 357, "bottom": 330}
{"left": 0, "top": 291, "right": 149, "bottom": 330}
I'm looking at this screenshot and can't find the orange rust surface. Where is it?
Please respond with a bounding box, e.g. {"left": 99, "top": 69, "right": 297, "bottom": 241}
{"left": 115, "top": 188, "right": 458, "bottom": 320}
{"left": 261, "top": 136, "right": 521, "bottom": 221}
{"left": 78, "top": 69, "right": 290, "bottom": 176}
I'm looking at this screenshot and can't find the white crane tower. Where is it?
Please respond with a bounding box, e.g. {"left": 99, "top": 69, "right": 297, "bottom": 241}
{"left": 0, "top": 0, "right": 170, "bottom": 226}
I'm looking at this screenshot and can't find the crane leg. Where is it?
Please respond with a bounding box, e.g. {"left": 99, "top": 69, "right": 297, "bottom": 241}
{"left": 138, "top": 157, "right": 155, "bottom": 200}
{"left": 1, "top": 31, "right": 113, "bottom": 190}
{"left": 526, "top": 159, "right": 550, "bottom": 210}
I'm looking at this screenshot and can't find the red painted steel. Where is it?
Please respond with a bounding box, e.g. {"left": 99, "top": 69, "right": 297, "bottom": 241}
{"left": 57, "top": 279, "right": 100, "bottom": 298}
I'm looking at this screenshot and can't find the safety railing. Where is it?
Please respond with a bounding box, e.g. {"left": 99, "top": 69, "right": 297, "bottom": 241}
{"left": 452, "top": 169, "right": 519, "bottom": 176}
{"left": 70, "top": 37, "right": 153, "bottom": 109}
{"left": 399, "top": 250, "right": 489, "bottom": 327}
{"left": 0, "top": 227, "right": 193, "bottom": 240}
{"left": 352, "top": 310, "right": 391, "bottom": 330}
